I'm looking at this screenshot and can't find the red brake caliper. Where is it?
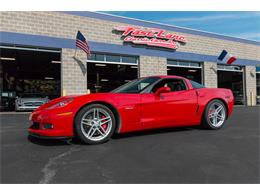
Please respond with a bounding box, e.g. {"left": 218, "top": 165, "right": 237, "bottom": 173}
{"left": 101, "top": 115, "right": 108, "bottom": 133}
{"left": 208, "top": 109, "right": 213, "bottom": 117}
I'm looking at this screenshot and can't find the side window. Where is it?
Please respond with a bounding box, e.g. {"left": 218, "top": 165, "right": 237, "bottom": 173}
{"left": 152, "top": 79, "right": 187, "bottom": 93}
{"left": 190, "top": 80, "right": 205, "bottom": 89}
{"left": 167, "top": 79, "right": 187, "bottom": 92}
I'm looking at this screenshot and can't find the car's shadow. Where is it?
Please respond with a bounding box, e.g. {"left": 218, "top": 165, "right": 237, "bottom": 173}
{"left": 27, "top": 126, "right": 203, "bottom": 146}
{"left": 27, "top": 135, "right": 80, "bottom": 146}
{"left": 112, "top": 126, "right": 202, "bottom": 139}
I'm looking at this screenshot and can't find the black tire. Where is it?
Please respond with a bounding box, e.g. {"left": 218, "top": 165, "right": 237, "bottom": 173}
{"left": 201, "top": 99, "right": 227, "bottom": 130}
{"left": 74, "top": 104, "right": 116, "bottom": 144}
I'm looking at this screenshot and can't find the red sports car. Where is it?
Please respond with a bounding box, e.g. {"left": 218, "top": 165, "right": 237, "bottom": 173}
{"left": 28, "top": 75, "right": 234, "bottom": 144}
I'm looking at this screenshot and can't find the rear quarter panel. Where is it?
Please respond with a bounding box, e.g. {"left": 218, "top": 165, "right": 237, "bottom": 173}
{"left": 195, "top": 88, "right": 234, "bottom": 118}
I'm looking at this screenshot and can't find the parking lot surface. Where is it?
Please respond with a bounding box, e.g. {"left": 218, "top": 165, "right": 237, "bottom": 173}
{"left": 0, "top": 107, "right": 259, "bottom": 183}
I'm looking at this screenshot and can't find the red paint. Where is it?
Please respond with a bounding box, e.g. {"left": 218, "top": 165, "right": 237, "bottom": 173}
{"left": 114, "top": 26, "right": 186, "bottom": 50}
{"left": 28, "top": 75, "right": 234, "bottom": 138}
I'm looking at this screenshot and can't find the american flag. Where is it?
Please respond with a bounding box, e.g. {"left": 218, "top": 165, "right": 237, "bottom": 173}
{"left": 76, "top": 31, "right": 90, "bottom": 55}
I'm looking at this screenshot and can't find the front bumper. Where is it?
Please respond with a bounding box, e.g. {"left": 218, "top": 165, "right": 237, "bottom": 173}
{"left": 16, "top": 106, "right": 39, "bottom": 111}
{"left": 28, "top": 109, "right": 75, "bottom": 138}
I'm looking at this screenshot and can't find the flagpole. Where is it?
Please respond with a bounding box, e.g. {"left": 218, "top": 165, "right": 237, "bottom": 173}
{"left": 74, "top": 31, "right": 79, "bottom": 57}
{"left": 74, "top": 47, "right": 77, "bottom": 57}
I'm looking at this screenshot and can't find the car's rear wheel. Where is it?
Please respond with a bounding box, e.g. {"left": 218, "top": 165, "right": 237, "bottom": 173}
{"left": 201, "top": 99, "right": 227, "bottom": 130}
{"left": 74, "top": 104, "right": 116, "bottom": 144}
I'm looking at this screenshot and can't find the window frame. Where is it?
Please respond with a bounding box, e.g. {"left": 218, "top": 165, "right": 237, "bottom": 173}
{"left": 167, "top": 59, "right": 202, "bottom": 69}
{"left": 87, "top": 53, "right": 138, "bottom": 65}
{"left": 217, "top": 64, "right": 244, "bottom": 72}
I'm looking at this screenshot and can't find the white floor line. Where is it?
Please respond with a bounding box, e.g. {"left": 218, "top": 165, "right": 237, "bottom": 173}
{"left": 39, "top": 146, "right": 81, "bottom": 184}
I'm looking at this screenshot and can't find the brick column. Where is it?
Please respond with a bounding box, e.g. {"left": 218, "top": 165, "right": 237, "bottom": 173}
{"left": 139, "top": 56, "right": 167, "bottom": 77}
{"left": 61, "top": 48, "right": 87, "bottom": 95}
{"left": 245, "top": 66, "right": 257, "bottom": 106}
{"left": 203, "top": 61, "right": 218, "bottom": 88}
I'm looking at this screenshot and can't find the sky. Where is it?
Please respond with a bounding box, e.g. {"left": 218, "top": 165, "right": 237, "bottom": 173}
{"left": 103, "top": 12, "right": 260, "bottom": 41}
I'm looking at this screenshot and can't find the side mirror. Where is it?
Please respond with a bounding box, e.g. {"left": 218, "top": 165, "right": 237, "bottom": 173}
{"left": 155, "top": 87, "right": 171, "bottom": 96}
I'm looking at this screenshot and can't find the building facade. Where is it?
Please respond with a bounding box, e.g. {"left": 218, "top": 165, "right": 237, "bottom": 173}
{"left": 0, "top": 11, "right": 260, "bottom": 111}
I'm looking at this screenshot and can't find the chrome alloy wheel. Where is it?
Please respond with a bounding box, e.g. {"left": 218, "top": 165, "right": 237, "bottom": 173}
{"left": 80, "top": 108, "right": 112, "bottom": 141}
{"left": 207, "top": 102, "right": 226, "bottom": 128}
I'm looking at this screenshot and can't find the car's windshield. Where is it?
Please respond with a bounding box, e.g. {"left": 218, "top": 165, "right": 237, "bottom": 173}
{"left": 111, "top": 77, "right": 160, "bottom": 93}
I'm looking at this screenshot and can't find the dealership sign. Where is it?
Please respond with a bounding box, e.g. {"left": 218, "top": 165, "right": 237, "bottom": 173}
{"left": 114, "top": 26, "right": 187, "bottom": 50}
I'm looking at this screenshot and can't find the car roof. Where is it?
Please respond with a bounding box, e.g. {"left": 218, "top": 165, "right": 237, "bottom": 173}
{"left": 144, "top": 75, "right": 187, "bottom": 80}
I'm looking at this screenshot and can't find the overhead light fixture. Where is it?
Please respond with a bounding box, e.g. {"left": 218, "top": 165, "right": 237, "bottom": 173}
{"left": 188, "top": 69, "right": 197, "bottom": 72}
{"left": 95, "top": 64, "right": 106, "bottom": 67}
{"left": 130, "top": 66, "right": 138, "bottom": 69}
{"left": 51, "top": 60, "right": 61, "bottom": 63}
{"left": 101, "top": 79, "right": 109, "bottom": 82}
{"left": 0, "top": 57, "right": 15, "bottom": 61}
{"left": 44, "top": 77, "right": 54, "bottom": 80}
{"left": 124, "top": 80, "right": 131, "bottom": 82}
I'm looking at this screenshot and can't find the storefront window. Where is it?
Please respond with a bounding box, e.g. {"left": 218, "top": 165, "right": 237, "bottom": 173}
{"left": 88, "top": 53, "right": 138, "bottom": 65}
{"left": 121, "top": 56, "right": 137, "bottom": 64}
{"left": 190, "top": 62, "right": 201, "bottom": 67}
{"left": 178, "top": 61, "right": 190, "bottom": 66}
{"left": 217, "top": 64, "right": 242, "bottom": 71}
{"left": 106, "top": 55, "right": 120, "bottom": 62}
{"left": 95, "top": 54, "right": 105, "bottom": 61}
{"left": 167, "top": 60, "right": 178, "bottom": 65}
{"left": 167, "top": 59, "right": 200, "bottom": 67}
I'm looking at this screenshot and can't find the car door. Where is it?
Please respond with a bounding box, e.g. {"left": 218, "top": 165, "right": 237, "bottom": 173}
{"left": 140, "top": 78, "right": 198, "bottom": 129}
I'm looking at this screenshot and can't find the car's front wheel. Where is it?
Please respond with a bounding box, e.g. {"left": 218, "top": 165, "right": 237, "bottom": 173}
{"left": 74, "top": 104, "right": 116, "bottom": 144}
{"left": 201, "top": 99, "right": 227, "bottom": 130}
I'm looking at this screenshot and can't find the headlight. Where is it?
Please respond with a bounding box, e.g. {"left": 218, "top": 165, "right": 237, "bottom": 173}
{"left": 46, "top": 98, "right": 74, "bottom": 110}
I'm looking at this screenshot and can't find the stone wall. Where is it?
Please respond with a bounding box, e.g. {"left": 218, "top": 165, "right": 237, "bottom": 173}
{"left": 245, "top": 66, "right": 257, "bottom": 106}
{"left": 139, "top": 56, "right": 167, "bottom": 77}
{"left": 203, "top": 61, "right": 218, "bottom": 88}
{"left": 1, "top": 11, "right": 259, "bottom": 61}
{"left": 61, "top": 49, "right": 87, "bottom": 95}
